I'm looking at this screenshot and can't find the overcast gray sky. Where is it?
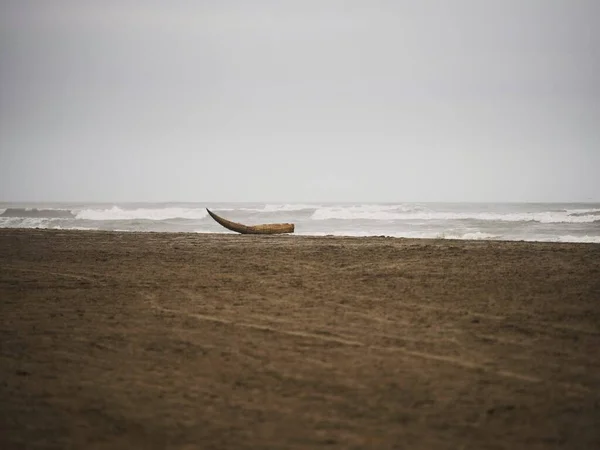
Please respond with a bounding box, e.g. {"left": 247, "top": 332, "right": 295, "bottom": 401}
{"left": 1, "top": 0, "right": 598, "bottom": 203}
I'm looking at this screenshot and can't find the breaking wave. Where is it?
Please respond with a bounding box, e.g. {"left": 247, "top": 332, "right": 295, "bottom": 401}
{"left": 1, "top": 202, "right": 599, "bottom": 244}
{"left": 311, "top": 205, "right": 600, "bottom": 223}
{"left": 567, "top": 208, "right": 600, "bottom": 217}
{"left": 0, "top": 217, "right": 71, "bottom": 229}
{"left": 204, "top": 204, "right": 319, "bottom": 213}
{"left": 296, "top": 230, "right": 600, "bottom": 243}
{"left": 266, "top": 204, "right": 320, "bottom": 212}
{"left": 531, "top": 234, "right": 600, "bottom": 244}
{"left": 75, "top": 206, "right": 208, "bottom": 221}
{"left": 0, "top": 208, "right": 75, "bottom": 219}
{"left": 438, "top": 231, "right": 500, "bottom": 240}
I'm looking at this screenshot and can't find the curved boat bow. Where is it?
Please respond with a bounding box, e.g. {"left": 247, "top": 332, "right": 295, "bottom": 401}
{"left": 206, "top": 209, "right": 295, "bottom": 235}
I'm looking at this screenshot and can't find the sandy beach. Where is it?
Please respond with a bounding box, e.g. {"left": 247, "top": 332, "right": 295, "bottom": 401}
{"left": 1, "top": 229, "right": 599, "bottom": 449}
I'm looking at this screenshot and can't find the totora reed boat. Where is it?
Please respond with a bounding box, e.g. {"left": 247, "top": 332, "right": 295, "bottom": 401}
{"left": 206, "top": 209, "right": 295, "bottom": 235}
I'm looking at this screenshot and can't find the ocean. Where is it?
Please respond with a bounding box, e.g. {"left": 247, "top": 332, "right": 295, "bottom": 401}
{"left": 1, "top": 202, "right": 599, "bottom": 243}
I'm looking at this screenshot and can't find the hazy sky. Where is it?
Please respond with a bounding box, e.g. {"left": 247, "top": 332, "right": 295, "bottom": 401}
{"left": 1, "top": 0, "right": 599, "bottom": 202}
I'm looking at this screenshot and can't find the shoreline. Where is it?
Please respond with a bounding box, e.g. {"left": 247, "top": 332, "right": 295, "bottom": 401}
{"left": 2, "top": 227, "right": 600, "bottom": 245}
{"left": 2, "top": 200, "right": 600, "bottom": 244}
{"left": 1, "top": 228, "right": 599, "bottom": 449}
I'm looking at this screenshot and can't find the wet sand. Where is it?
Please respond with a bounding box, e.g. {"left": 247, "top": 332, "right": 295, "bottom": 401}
{"left": 1, "top": 229, "right": 599, "bottom": 449}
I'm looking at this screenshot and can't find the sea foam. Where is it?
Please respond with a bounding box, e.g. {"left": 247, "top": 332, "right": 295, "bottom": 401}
{"left": 75, "top": 206, "right": 208, "bottom": 221}
{"left": 311, "top": 205, "right": 600, "bottom": 223}
{"left": 1, "top": 202, "right": 599, "bottom": 244}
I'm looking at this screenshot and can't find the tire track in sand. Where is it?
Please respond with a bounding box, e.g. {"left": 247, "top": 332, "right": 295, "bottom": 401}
{"left": 143, "top": 292, "right": 364, "bottom": 347}
{"left": 142, "top": 292, "right": 591, "bottom": 394}
{"left": 1, "top": 265, "right": 106, "bottom": 284}
{"left": 394, "top": 299, "right": 600, "bottom": 337}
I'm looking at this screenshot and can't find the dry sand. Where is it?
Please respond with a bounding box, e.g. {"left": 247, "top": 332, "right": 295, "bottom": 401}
{"left": 1, "top": 229, "right": 599, "bottom": 449}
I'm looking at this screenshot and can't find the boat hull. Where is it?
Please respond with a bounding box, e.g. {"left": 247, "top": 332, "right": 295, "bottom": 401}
{"left": 206, "top": 209, "right": 295, "bottom": 235}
